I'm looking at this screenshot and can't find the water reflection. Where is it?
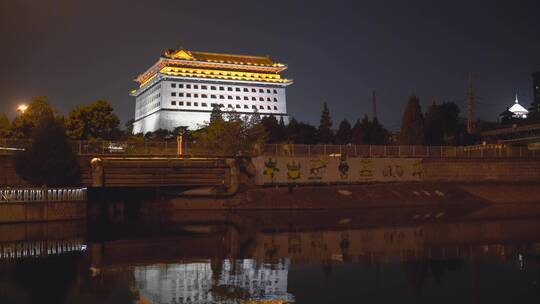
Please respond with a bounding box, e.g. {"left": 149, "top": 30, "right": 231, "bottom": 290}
{"left": 134, "top": 259, "right": 293, "bottom": 303}
{"left": 2, "top": 204, "right": 540, "bottom": 303}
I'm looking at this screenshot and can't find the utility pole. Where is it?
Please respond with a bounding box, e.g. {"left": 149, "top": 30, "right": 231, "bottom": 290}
{"left": 467, "top": 72, "right": 475, "bottom": 134}
{"left": 372, "top": 90, "right": 378, "bottom": 120}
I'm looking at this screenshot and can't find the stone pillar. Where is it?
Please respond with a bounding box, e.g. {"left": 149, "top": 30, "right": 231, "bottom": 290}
{"left": 90, "top": 158, "right": 104, "bottom": 187}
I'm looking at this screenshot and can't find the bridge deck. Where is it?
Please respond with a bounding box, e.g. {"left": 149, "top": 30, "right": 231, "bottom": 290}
{"left": 92, "top": 157, "right": 230, "bottom": 188}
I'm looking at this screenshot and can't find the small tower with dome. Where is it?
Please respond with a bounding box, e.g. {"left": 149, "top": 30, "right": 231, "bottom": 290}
{"left": 508, "top": 94, "right": 529, "bottom": 119}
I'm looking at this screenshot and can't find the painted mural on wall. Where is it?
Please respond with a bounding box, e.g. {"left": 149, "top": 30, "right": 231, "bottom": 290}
{"left": 253, "top": 156, "right": 423, "bottom": 185}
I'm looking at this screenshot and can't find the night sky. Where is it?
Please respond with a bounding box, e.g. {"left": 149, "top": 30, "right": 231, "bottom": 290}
{"left": 1, "top": 0, "right": 539, "bottom": 131}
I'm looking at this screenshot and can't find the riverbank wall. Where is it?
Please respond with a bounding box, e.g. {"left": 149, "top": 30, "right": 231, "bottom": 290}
{"left": 0, "top": 201, "right": 87, "bottom": 223}
{"left": 252, "top": 156, "right": 540, "bottom": 185}
{"left": 0, "top": 188, "right": 87, "bottom": 223}
{"left": 2, "top": 155, "right": 539, "bottom": 187}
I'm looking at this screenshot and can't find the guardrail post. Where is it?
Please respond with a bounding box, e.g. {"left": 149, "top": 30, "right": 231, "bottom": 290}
{"left": 323, "top": 145, "right": 326, "bottom": 156}
{"left": 426, "top": 146, "right": 430, "bottom": 157}
{"left": 519, "top": 146, "right": 523, "bottom": 158}
{"left": 369, "top": 145, "right": 372, "bottom": 157}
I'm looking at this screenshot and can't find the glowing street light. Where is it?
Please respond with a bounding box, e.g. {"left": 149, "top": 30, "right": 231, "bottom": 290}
{"left": 17, "top": 104, "right": 28, "bottom": 114}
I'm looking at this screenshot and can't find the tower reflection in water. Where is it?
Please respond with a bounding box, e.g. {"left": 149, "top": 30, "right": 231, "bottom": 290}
{"left": 134, "top": 259, "right": 293, "bottom": 304}
{"left": 4, "top": 204, "right": 540, "bottom": 303}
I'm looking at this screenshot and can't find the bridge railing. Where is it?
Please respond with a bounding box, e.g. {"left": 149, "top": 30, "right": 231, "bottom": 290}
{"left": 0, "top": 187, "right": 87, "bottom": 203}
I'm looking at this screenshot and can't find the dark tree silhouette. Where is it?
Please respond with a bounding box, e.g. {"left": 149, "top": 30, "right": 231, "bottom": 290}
{"left": 10, "top": 96, "right": 56, "bottom": 138}
{"left": 209, "top": 104, "right": 224, "bottom": 124}
{"left": 286, "top": 118, "right": 318, "bottom": 144}
{"left": 261, "top": 115, "right": 285, "bottom": 143}
{"left": 0, "top": 113, "right": 9, "bottom": 137}
{"left": 15, "top": 115, "right": 80, "bottom": 186}
{"left": 366, "top": 117, "right": 388, "bottom": 144}
{"left": 400, "top": 94, "right": 425, "bottom": 145}
{"left": 318, "top": 102, "right": 333, "bottom": 143}
{"left": 334, "top": 119, "right": 352, "bottom": 144}
{"left": 425, "top": 101, "right": 461, "bottom": 145}
{"left": 351, "top": 116, "right": 368, "bottom": 144}
{"left": 65, "top": 99, "right": 120, "bottom": 140}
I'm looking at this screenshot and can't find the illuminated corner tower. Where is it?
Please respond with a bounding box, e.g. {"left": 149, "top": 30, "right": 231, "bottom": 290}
{"left": 130, "top": 48, "right": 293, "bottom": 134}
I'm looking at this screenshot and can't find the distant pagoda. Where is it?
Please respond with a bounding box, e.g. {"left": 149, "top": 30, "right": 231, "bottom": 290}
{"left": 508, "top": 94, "right": 529, "bottom": 119}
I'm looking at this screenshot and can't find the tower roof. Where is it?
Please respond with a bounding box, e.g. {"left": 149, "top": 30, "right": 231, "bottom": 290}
{"left": 509, "top": 94, "right": 528, "bottom": 114}
{"left": 162, "top": 48, "right": 284, "bottom": 67}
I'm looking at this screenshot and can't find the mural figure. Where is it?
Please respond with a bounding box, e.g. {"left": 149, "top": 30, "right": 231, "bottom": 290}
{"left": 358, "top": 158, "right": 374, "bottom": 180}
{"left": 338, "top": 155, "right": 349, "bottom": 179}
{"left": 383, "top": 163, "right": 404, "bottom": 178}
{"left": 412, "top": 160, "right": 423, "bottom": 179}
{"left": 309, "top": 158, "right": 328, "bottom": 180}
{"left": 263, "top": 158, "right": 280, "bottom": 181}
{"left": 286, "top": 162, "right": 301, "bottom": 180}
{"left": 340, "top": 231, "right": 350, "bottom": 261}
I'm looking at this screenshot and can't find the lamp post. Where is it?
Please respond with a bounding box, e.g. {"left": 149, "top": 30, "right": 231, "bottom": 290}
{"left": 17, "top": 104, "right": 28, "bottom": 114}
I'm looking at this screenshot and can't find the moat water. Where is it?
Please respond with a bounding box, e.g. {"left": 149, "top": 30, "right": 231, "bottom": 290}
{"left": 2, "top": 202, "right": 540, "bottom": 303}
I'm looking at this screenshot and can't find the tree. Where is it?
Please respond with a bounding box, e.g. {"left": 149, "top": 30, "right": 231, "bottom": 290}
{"left": 14, "top": 115, "right": 80, "bottom": 186}
{"left": 351, "top": 116, "right": 369, "bottom": 144}
{"left": 125, "top": 118, "right": 135, "bottom": 135}
{"left": 366, "top": 117, "right": 388, "bottom": 144}
{"left": 0, "top": 114, "right": 10, "bottom": 137}
{"left": 286, "top": 118, "right": 318, "bottom": 144}
{"left": 424, "top": 101, "right": 461, "bottom": 145}
{"left": 209, "top": 104, "right": 223, "bottom": 124}
{"left": 65, "top": 100, "right": 120, "bottom": 140}
{"left": 226, "top": 110, "right": 241, "bottom": 122}
{"left": 248, "top": 108, "right": 262, "bottom": 127}
{"left": 400, "top": 94, "right": 425, "bottom": 145}
{"left": 192, "top": 114, "right": 267, "bottom": 156}
{"left": 335, "top": 119, "right": 352, "bottom": 144}
{"left": 144, "top": 128, "right": 174, "bottom": 140}
{"left": 318, "top": 102, "right": 333, "bottom": 143}
{"left": 350, "top": 115, "right": 388, "bottom": 144}
{"left": 11, "top": 96, "right": 56, "bottom": 138}
{"left": 261, "top": 115, "right": 284, "bottom": 143}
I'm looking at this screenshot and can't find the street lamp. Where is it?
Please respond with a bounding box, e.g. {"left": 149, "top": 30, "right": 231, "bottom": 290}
{"left": 17, "top": 104, "right": 28, "bottom": 114}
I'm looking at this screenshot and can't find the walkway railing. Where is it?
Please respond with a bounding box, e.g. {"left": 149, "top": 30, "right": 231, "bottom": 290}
{"left": 0, "top": 187, "right": 87, "bottom": 203}
{"left": 1, "top": 138, "right": 538, "bottom": 158}
{"left": 0, "top": 238, "right": 86, "bottom": 259}
{"left": 260, "top": 144, "right": 539, "bottom": 158}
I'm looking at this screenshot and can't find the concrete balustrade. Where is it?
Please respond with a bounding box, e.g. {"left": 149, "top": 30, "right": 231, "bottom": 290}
{"left": 0, "top": 238, "right": 86, "bottom": 259}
